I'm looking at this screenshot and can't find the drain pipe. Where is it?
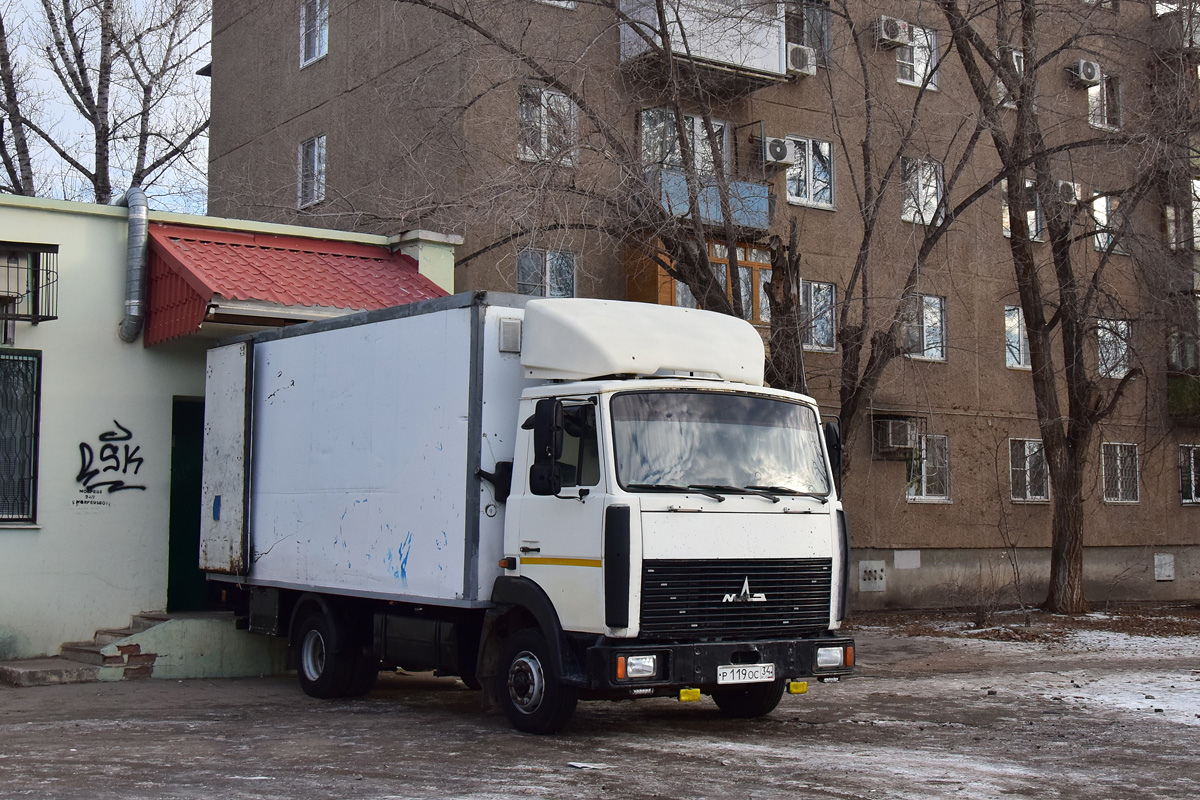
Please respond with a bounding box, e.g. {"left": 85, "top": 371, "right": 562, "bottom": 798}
{"left": 113, "top": 186, "right": 149, "bottom": 343}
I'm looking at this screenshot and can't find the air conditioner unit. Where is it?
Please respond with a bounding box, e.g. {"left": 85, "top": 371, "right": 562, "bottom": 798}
{"left": 876, "top": 16, "right": 911, "bottom": 48}
{"left": 787, "top": 43, "right": 818, "bottom": 77}
{"left": 759, "top": 137, "right": 797, "bottom": 166}
{"left": 873, "top": 417, "right": 918, "bottom": 458}
{"left": 1068, "top": 59, "right": 1102, "bottom": 87}
{"left": 1056, "top": 180, "right": 1082, "bottom": 205}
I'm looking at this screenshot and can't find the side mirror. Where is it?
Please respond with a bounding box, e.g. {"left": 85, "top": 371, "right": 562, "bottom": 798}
{"left": 529, "top": 398, "right": 564, "bottom": 496}
{"left": 823, "top": 419, "right": 843, "bottom": 492}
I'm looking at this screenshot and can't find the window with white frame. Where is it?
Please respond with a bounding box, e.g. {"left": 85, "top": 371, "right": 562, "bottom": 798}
{"left": 517, "top": 248, "right": 575, "bottom": 297}
{"left": 1005, "top": 304, "right": 1031, "bottom": 368}
{"left": 901, "top": 157, "right": 943, "bottom": 225}
{"left": 998, "top": 48, "right": 1024, "bottom": 108}
{"left": 786, "top": 136, "right": 833, "bottom": 207}
{"left": 802, "top": 280, "right": 836, "bottom": 350}
{"left": 0, "top": 349, "right": 40, "bottom": 523}
{"left": 534, "top": 0, "right": 577, "bottom": 7}
{"left": 518, "top": 86, "right": 576, "bottom": 165}
{"left": 1001, "top": 178, "right": 1043, "bottom": 240}
{"left": 640, "top": 109, "right": 728, "bottom": 174}
{"left": 785, "top": 0, "right": 832, "bottom": 65}
{"left": 1102, "top": 442, "right": 1139, "bottom": 503}
{"left": 907, "top": 433, "right": 950, "bottom": 500}
{"left": 897, "top": 25, "right": 937, "bottom": 88}
{"left": 300, "top": 0, "right": 329, "bottom": 67}
{"left": 1010, "top": 438, "right": 1049, "bottom": 501}
{"left": 904, "top": 294, "right": 947, "bottom": 360}
{"left": 297, "top": 134, "right": 326, "bottom": 209}
{"left": 1092, "top": 194, "right": 1125, "bottom": 253}
{"left": 1097, "top": 318, "right": 1132, "bottom": 378}
{"left": 1087, "top": 73, "right": 1121, "bottom": 130}
{"left": 1182, "top": 444, "right": 1200, "bottom": 504}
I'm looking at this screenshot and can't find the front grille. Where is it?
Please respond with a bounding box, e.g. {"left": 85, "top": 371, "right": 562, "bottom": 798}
{"left": 640, "top": 558, "right": 832, "bottom": 640}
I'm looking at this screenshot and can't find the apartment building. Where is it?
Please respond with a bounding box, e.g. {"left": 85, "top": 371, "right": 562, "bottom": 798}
{"left": 207, "top": 0, "right": 1200, "bottom": 607}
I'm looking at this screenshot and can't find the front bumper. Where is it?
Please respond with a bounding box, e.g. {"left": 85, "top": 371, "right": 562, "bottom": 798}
{"left": 583, "top": 636, "right": 854, "bottom": 695}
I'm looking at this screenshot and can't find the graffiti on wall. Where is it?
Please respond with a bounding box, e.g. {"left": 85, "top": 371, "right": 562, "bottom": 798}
{"left": 76, "top": 420, "right": 146, "bottom": 495}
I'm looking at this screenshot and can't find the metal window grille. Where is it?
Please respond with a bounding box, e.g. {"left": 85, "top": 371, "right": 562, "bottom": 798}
{"left": 1102, "top": 442, "right": 1139, "bottom": 503}
{"left": 1, "top": 245, "right": 59, "bottom": 324}
{"left": 0, "top": 350, "right": 41, "bottom": 522}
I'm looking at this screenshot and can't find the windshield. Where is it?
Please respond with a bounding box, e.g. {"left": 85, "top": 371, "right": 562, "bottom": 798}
{"left": 610, "top": 390, "right": 830, "bottom": 495}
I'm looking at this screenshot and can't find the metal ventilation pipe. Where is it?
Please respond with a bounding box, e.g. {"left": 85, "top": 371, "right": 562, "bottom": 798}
{"left": 113, "top": 186, "right": 149, "bottom": 343}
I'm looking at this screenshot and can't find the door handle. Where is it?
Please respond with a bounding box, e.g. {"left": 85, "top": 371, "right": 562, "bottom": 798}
{"left": 520, "top": 546, "right": 541, "bottom": 554}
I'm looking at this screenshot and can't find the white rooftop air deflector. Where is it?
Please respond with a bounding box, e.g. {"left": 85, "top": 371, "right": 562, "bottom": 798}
{"left": 520, "top": 298, "right": 766, "bottom": 385}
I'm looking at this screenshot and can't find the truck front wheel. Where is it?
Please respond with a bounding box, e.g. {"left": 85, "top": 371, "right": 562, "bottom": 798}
{"left": 296, "top": 611, "right": 357, "bottom": 698}
{"left": 711, "top": 680, "right": 785, "bottom": 719}
{"left": 497, "top": 628, "right": 578, "bottom": 734}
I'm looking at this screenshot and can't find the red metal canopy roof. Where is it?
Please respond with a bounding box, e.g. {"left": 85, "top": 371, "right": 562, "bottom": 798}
{"left": 144, "top": 223, "right": 448, "bottom": 346}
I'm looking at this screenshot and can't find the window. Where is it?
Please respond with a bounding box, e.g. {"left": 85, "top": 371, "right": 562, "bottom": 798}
{"left": 1010, "top": 439, "right": 1049, "bottom": 501}
{"left": 904, "top": 294, "right": 947, "bottom": 360}
{"left": 897, "top": 25, "right": 937, "bottom": 88}
{"left": 1182, "top": 445, "right": 1200, "bottom": 504}
{"left": 1168, "top": 298, "right": 1200, "bottom": 372}
{"left": 535, "top": 0, "right": 577, "bottom": 7}
{"left": 297, "top": 134, "right": 326, "bottom": 208}
{"left": 1165, "top": 178, "right": 1200, "bottom": 251}
{"left": 300, "top": 0, "right": 329, "bottom": 67}
{"left": 1000, "top": 178, "right": 1043, "bottom": 240}
{"left": 801, "top": 280, "right": 836, "bottom": 350}
{"left": 901, "top": 157, "right": 943, "bottom": 225}
{"left": 1097, "top": 318, "right": 1132, "bottom": 378}
{"left": 641, "top": 109, "right": 728, "bottom": 174}
{"left": 1005, "top": 305, "right": 1031, "bottom": 368}
{"left": 708, "top": 243, "right": 771, "bottom": 324}
{"left": 518, "top": 86, "right": 576, "bottom": 165}
{"left": 559, "top": 403, "right": 600, "bottom": 488}
{"left": 998, "top": 48, "right": 1024, "bottom": 108}
{"left": 907, "top": 433, "right": 950, "bottom": 501}
{"left": 785, "top": 0, "right": 832, "bottom": 65}
{"left": 1092, "top": 194, "right": 1125, "bottom": 253}
{"left": 786, "top": 136, "right": 834, "bottom": 207}
{"left": 517, "top": 248, "right": 575, "bottom": 297}
{"left": 1102, "top": 442, "right": 1139, "bottom": 503}
{"left": 1087, "top": 74, "right": 1121, "bottom": 130}
{"left": 0, "top": 350, "right": 40, "bottom": 523}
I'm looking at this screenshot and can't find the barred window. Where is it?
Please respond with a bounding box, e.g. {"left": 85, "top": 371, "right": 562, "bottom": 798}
{"left": 1182, "top": 445, "right": 1200, "bottom": 504}
{"left": 0, "top": 350, "right": 40, "bottom": 522}
{"left": 1102, "top": 442, "right": 1139, "bottom": 503}
{"left": 1010, "top": 438, "right": 1049, "bottom": 501}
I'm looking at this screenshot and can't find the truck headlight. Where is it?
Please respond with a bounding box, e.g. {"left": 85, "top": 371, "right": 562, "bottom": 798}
{"left": 617, "top": 654, "right": 658, "bottom": 680}
{"left": 816, "top": 646, "right": 845, "bottom": 668}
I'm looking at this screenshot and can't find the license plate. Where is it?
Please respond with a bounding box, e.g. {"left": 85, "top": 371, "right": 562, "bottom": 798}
{"left": 716, "top": 663, "right": 776, "bottom": 685}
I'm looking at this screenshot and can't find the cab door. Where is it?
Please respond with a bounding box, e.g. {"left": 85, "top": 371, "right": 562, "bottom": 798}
{"left": 511, "top": 399, "right": 609, "bottom": 634}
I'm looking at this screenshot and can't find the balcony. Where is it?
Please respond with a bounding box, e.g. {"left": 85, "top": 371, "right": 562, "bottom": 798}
{"left": 650, "top": 167, "right": 773, "bottom": 231}
{"left": 620, "top": 0, "right": 788, "bottom": 89}
{"left": 1, "top": 244, "right": 58, "bottom": 324}
{"left": 1150, "top": 3, "right": 1200, "bottom": 56}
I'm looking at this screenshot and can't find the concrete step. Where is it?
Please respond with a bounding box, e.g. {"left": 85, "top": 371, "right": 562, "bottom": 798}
{"left": 93, "top": 628, "right": 139, "bottom": 647}
{"left": 0, "top": 657, "right": 101, "bottom": 687}
{"left": 59, "top": 642, "right": 124, "bottom": 667}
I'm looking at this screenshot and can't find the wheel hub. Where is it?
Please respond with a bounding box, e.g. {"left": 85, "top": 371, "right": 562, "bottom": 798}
{"left": 301, "top": 629, "right": 326, "bottom": 681}
{"left": 507, "top": 651, "right": 545, "bottom": 714}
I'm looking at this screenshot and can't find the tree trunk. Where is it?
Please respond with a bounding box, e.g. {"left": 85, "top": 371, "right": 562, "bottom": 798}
{"left": 1044, "top": 455, "right": 1088, "bottom": 613}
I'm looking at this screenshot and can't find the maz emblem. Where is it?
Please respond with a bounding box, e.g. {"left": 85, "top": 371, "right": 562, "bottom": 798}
{"left": 723, "top": 576, "right": 767, "bottom": 603}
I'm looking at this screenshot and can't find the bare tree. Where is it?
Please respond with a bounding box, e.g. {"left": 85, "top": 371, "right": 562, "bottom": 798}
{"left": 0, "top": 0, "right": 209, "bottom": 206}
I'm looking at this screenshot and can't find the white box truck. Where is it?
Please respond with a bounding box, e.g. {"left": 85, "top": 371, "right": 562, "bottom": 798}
{"left": 200, "top": 292, "right": 853, "bottom": 733}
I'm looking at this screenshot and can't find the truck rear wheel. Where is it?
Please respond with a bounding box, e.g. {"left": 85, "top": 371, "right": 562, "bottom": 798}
{"left": 296, "top": 611, "right": 357, "bottom": 698}
{"left": 497, "top": 628, "right": 578, "bottom": 734}
{"left": 712, "top": 679, "right": 785, "bottom": 719}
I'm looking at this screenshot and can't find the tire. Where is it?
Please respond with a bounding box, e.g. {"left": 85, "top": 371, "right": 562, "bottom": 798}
{"left": 295, "top": 611, "right": 356, "bottom": 699}
{"left": 712, "top": 679, "right": 786, "bottom": 719}
{"left": 496, "top": 628, "right": 578, "bottom": 734}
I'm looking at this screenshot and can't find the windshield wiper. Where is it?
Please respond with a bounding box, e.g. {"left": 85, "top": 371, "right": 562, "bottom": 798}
{"left": 746, "top": 485, "right": 830, "bottom": 504}
{"left": 690, "top": 483, "right": 780, "bottom": 504}
{"left": 628, "top": 483, "right": 726, "bottom": 502}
